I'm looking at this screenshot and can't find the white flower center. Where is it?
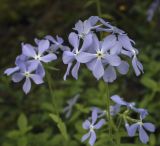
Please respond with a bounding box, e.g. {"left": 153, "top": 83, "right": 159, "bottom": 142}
{"left": 137, "top": 121, "right": 143, "bottom": 126}
{"left": 96, "top": 50, "right": 104, "bottom": 59}
{"left": 90, "top": 125, "right": 94, "bottom": 131}
{"left": 74, "top": 50, "right": 79, "bottom": 56}
{"left": 24, "top": 71, "right": 31, "bottom": 78}
{"left": 79, "top": 33, "right": 86, "bottom": 39}
{"left": 34, "top": 54, "right": 41, "bottom": 60}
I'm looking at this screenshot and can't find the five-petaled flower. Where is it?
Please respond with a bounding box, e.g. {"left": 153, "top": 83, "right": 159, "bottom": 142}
{"left": 62, "top": 32, "right": 92, "bottom": 80}
{"left": 81, "top": 109, "right": 105, "bottom": 146}
{"left": 11, "top": 62, "right": 43, "bottom": 94}
{"left": 77, "top": 35, "right": 121, "bottom": 80}
{"left": 22, "top": 39, "right": 57, "bottom": 77}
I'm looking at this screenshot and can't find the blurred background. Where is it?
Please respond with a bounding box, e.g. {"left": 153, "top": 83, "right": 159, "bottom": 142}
{"left": 0, "top": 0, "right": 160, "bottom": 146}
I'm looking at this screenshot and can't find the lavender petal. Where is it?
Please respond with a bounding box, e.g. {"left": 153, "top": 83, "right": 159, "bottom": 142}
{"left": 23, "top": 78, "right": 31, "bottom": 94}
{"left": 71, "top": 62, "right": 80, "bottom": 80}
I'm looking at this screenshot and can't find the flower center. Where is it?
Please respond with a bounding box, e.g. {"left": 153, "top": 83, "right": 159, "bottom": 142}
{"left": 96, "top": 51, "right": 104, "bottom": 59}
{"left": 137, "top": 121, "right": 143, "bottom": 126}
{"left": 24, "top": 71, "right": 31, "bottom": 78}
{"left": 90, "top": 125, "right": 94, "bottom": 131}
{"left": 74, "top": 50, "right": 79, "bottom": 56}
{"left": 79, "top": 33, "right": 86, "bottom": 39}
{"left": 34, "top": 54, "right": 41, "bottom": 60}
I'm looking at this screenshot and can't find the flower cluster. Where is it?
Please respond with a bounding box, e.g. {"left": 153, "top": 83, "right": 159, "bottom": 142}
{"left": 81, "top": 95, "right": 155, "bottom": 146}
{"left": 110, "top": 95, "right": 155, "bottom": 144}
{"left": 4, "top": 37, "right": 64, "bottom": 94}
{"left": 5, "top": 16, "right": 143, "bottom": 93}
{"left": 63, "top": 16, "right": 143, "bottom": 82}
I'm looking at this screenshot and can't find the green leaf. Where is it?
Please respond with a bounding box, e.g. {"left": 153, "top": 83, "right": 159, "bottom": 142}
{"left": 49, "top": 113, "right": 59, "bottom": 123}
{"left": 17, "top": 113, "right": 32, "bottom": 134}
{"left": 49, "top": 114, "right": 69, "bottom": 141}
{"left": 141, "top": 77, "right": 158, "bottom": 91}
{"left": 17, "top": 113, "right": 28, "bottom": 132}
{"left": 7, "top": 130, "right": 20, "bottom": 138}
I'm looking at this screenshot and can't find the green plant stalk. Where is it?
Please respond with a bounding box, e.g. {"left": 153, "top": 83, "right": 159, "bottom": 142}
{"left": 96, "top": 0, "right": 103, "bottom": 39}
{"left": 46, "top": 70, "right": 59, "bottom": 115}
{"left": 46, "top": 70, "right": 70, "bottom": 143}
{"left": 103, "top": 83, "right": 120, "bottom": 145}
{"left": 96, "top": 0, "right": 102, "bottom": 17}
{"left": 105, "top": 83, "right": 112, "bottom": 134}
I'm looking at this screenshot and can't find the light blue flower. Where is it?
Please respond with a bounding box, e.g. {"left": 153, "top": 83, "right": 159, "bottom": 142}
{"left": 62, "top": 32, "right": 92, "bottom": 80}
{"left": 11, "top": 62, "right": 43, "bottom": 94}
{"left": 81, "top": 109, "right": 105, "bottom": 146}
{"left": 125, "top": 121, "right": 155, "bottom": 144}
{"left": 45, "top": 35, "right": 65, "bottom": 52}
{"left": 73, "top": 16, "right": 100, "bottom": 39}
{"left": 76, "top": 35, "right": 121, "bottom": 80}
{"left": 4, "top": 54, "right": 28, "bottom": 76}
{"left": 22, "top": 39, "right": 57, "bottom": 77}
{"left": 111, "top": 95, "right": 148, "bottom": 118}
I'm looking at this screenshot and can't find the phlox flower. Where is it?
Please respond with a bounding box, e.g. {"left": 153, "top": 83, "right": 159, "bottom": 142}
{"left": 125, "top": 121, "right": 155, "bottom": 144}
{"left": 111, "top": 95, "right": 148, "bottom": 118}
{"left": 11, "top": 62, "right": 43, "bottom": 94}
{"left": 97, "top": 18, "right": 144, "bottom": 76}
{"left": 73, "top": 16, "right": 100, "bottom": 39}
{"left": 22, "top": 39, "right": 57, "bottom": 77}
{"left": 4, "top": 54, "right": 28, "bottom": 76}
{"left": 62, "top": 32, "right": 92, "bottom": 80}
{"left": 81, "top": 109, "right": 105, "bottom": 146}
{"left": 76, "top": 35, "right": 121, "bottom": 80}
{"left": 45, "top": 35, "right": 65, "bottom": 52}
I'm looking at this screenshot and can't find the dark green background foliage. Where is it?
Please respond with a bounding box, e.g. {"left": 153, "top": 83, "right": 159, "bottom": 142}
{"left": 0, "top": 0, "right": 160, "bottom": 146}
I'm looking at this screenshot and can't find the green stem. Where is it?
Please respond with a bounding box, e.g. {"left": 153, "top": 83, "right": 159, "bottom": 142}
{"left": 96, "top": 0, "right": 102, "bottom": 17}
{"left": 46, "top": 71, "right": 59, "bottom": 115}
{"left": 105, "top": 83, "right": 121, "bottom": 145}
{"left": 96, "top": 0, "right": 103, "bottom": 39}
{"left": 105, "top": 83, "right": 112, "bottom": 134}
{"left": 118, "top": 112, "right": 141, "bottom": 123}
